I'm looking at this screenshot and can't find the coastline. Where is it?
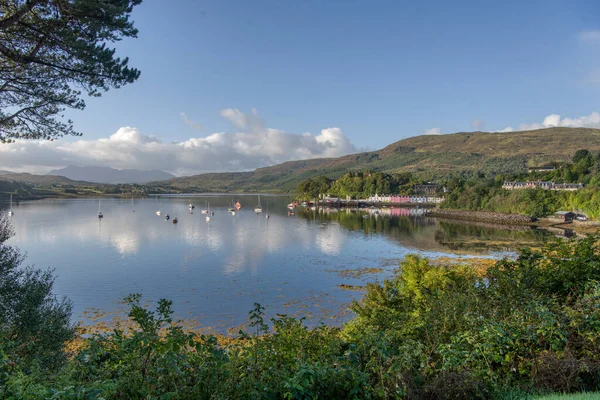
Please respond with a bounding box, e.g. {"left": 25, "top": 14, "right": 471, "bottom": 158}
{"left": 428, "top": 207, "right": 600, "bottom": 236}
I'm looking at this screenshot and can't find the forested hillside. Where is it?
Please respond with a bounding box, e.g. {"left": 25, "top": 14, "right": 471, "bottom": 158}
{"left": 153, "top": 127, "right": 600, "bottom": 193}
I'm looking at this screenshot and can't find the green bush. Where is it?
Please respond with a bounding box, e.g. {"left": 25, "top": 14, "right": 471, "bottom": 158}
{"left": 3, "top": 230, "right": 600, "bottom": 399}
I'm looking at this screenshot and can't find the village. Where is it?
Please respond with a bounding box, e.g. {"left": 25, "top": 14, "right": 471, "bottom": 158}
{"left": 502, "top": 180, "right": 584, "bottom": 191}
{"left": 317, "top": 183, "right": 446, "bottom": 208}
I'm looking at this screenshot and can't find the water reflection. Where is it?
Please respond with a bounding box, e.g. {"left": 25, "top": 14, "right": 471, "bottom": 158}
{"left": 295, "top": 206, "right": 552, "bottom": 254}
{"left": 2, "top": 196, "right": 551, "bottom": 331}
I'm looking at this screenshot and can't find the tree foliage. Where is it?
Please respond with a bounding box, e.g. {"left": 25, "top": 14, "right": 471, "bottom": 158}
{"left": 0, "top": 214, "right": 74, "bottom": 373}
{"left": 0, "top": 0, "right": 142, "bottom": 141}
{"left": 297, "top": 171, "right": 415, "bottom": 200}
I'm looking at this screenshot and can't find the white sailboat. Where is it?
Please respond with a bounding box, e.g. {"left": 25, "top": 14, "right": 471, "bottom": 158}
{"left": 201, "top": 200, "right": 208, "bottom": 215}
{"left": 265, "top": 202, "right": 270, "bottom": 219}
{"left": 205, "top": 201, "right": 211, "bottom": 222}
{"left": 8, "top": 193, "right": 14, "bottom": 216}
{"left": 254, "top": 194, "right": 262, "bottom": 214}
{"left": 97, "top": 199, "right": 103, "bottom": 219}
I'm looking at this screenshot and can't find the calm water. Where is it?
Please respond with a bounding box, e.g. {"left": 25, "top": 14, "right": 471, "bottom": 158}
{"left": 3, "top": 195, "right": 552, "bottom": 332}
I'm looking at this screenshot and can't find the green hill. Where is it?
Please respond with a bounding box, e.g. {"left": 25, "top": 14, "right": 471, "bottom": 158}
{"left": 153, "top": 127, "right": 600, "bottom": 193}
{"left": 0, "top": 173, "right": 79, "bottom": 185}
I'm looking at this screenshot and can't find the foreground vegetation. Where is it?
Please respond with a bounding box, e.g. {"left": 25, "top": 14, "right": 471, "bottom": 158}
{"left": 1, "top": 213, "right": 600, "bottom": 398}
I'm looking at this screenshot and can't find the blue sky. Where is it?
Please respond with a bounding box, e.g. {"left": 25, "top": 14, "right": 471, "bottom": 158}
{"left": 3, "top": 0, "right": 600, "bottom": 175}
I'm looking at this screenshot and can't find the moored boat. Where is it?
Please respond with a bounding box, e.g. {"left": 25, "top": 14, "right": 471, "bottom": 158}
{"left": 254, "top": 194, "right": 262, "bottom": 214}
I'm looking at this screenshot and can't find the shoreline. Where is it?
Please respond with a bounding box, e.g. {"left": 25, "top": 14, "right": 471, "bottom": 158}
{"left": 428, "top": 208, "right": 600, "bottom": 236}
{"left": 6, "top": 192, "right": 599, "bottom": 236}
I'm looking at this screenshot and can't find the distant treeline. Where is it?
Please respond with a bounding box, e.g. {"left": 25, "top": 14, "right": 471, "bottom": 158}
{"left": 442, "top": 149, "right": 600, "bottom": 219}
{"left": 296, "top": 171, "right": 431, "bottom": 200}
{"left": 297, "top": 149, "right": 600, "bottom": 219}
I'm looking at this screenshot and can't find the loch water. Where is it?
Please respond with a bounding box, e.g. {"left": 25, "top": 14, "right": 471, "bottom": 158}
{"left": 3, "top": 195, "right": 552, "bottom": 332}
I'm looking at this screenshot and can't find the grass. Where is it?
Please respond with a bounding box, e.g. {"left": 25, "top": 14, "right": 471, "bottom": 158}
{"left": 534, "top": 393, "right": 600, "bottom": 400}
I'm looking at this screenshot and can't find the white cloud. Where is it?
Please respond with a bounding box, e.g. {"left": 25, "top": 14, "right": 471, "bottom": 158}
{"left": 423, "top": 127, "right": 442, "bottom": 135}
{"left": 579, "top": 30, "right": 600, "bottom": 43}
{"left": 0, "top": 109, "right": 357, "bottom": 176}
{"left": 500, "top": 111, "right": 600, "bottom": 133}
{"left": 470, "top": 119, "right": 485, "bottom": 130}
{"left": 180, "top": 112, "right": 203, "bottom": 130}
{"left": 497, "top": 127, "right": 514, "bottom": 133}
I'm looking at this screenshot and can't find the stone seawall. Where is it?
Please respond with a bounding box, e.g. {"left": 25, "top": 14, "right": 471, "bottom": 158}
{"left": 428, "top": 209, "right": 533, "bottom": 225}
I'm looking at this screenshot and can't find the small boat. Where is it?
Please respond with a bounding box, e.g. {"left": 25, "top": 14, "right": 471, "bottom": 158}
{"left": 254, "top": 194, "right": 262, "bottom": 214}
{"left": 8, "top": 194, "right": 14, "bottom": 216}
{"left": 172, "top": 217, "right": 178, "bottom": 224}
{"left": 287, "top": 203, "right": 295, "bottom": 209}
{"left": 235, "top": 201, "right": 242, "bottom": 210}
{"left": 228, "top": 199, "right": 235, "bottom": 212}
{"left": 97, "top": 199, "right": 102, "bottom": 219}
{"left": 288, "top": 211, "right": 295, "bottom": 216}
{"left": 201, "top": 200, "right": 208, "bottom": 214}
{"left": 265, "top": 202, "right": 270, "bottom": 219}
{"left": 165, "top": 214, "right": 170, "bottom": 221}
{"left": 188, "top": 202, "right": 195, "bottom": 210}
{"left": 206, "top": 202, "right": 211, "bottom": 222}
{"left": 156, "top": 210, "right": 162, "bottom": 216}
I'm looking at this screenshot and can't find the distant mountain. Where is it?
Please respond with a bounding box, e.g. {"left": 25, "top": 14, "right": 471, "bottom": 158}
{"left": 154, "top": 127, "right": 600, "bottom": 193}
{"left": 0, "top": 169, "right": 15, "bottom": 175}
{"left": 48, "top": 166, "right": 174, "bottom": 184}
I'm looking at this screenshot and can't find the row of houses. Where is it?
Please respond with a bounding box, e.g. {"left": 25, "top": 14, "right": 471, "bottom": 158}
{"left": 364, "top": 194, "right": 445, "bottom": 204}
{"left": 527, "top": 166, "right": 556, "bottom": 173}
{"left": 502, "top": 181, "right": 583, "bottom": 191}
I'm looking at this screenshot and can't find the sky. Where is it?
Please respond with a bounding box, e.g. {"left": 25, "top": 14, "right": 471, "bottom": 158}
{"left": 2, "top": 0, "right": 600, "bottom": 175}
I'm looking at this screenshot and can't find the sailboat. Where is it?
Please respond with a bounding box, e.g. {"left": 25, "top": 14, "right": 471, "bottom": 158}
{"left": 205, "top": 201, "right": 211, "bottom": 222}
{"left": 265, "top": 202, "right": 270, "bottom": 219}
{"left": 8, "top": 194, "right": 14, "bottom": 216}
{"left": 254, "top": 194, "right": 262, "bottom": 214}
{"left": 201, "top": 200, "right": 208, "bottom": 215}
{"left": 97, "top": 199, "right": 103, "bottom": 219}
{"left": 156, "top": 195, "right": 162, "bottom": 215}
{"left": 228, "top": 199, "right": 235, "bottom": 212}
{"left": 188, "top": 198, "right": 195, "bottom": 210}
{"left": 235, "top": 200, "right": 242, "bottom": 210}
